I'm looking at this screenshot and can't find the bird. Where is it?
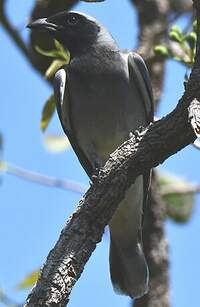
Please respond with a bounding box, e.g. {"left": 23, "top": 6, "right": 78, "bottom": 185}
{"left": 28, "top": 11, "right": 154, "bottom": 299}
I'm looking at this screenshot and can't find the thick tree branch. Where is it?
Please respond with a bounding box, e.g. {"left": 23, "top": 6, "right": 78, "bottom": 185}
{"left": 24, "top": 2, "right": 200, "bottom": 304}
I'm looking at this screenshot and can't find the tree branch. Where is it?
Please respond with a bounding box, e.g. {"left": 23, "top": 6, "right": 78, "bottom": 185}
{"left": 24, "top": 1, "right": 200, "bottom": 304}
{"left": 0, "top": 288, "right": 23, "bottom": 307}
{"left": 0, "top": 0, "right": 30, "bottom": 59}
{"left": 161, "top": 183, "right": 200, "bottom": 196}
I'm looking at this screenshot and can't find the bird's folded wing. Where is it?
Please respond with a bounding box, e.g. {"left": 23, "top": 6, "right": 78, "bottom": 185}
{"left": 54, "top": 67, "right": 93, "bottom": 177}
{"left": 128, "top": 52, "right": 154, "bottom": 221}
{"left": 128, "top": 52, "right": 154, "bottom": 123}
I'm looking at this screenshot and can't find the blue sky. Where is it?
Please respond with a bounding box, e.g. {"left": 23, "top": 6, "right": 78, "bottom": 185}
{"left": 0, "top": 1, "right": 200, "bottom": 306}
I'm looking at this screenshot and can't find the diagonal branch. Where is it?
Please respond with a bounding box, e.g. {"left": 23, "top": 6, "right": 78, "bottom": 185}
{"left": 24, "top": 2, "right": 200, "bottom": 305}
{"left": 0, "top": 0, "right": 30, "bottom": 59}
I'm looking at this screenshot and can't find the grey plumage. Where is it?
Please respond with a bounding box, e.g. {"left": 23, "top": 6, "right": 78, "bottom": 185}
{"left": 28, "top": 11, "right": 154, "bottom": 299}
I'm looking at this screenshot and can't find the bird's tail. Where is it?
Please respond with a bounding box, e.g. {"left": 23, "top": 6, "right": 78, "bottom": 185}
{"left": 109, "top": 235, "right": 149, "bottom": 299}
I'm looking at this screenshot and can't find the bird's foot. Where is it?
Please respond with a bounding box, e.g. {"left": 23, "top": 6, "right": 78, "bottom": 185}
{"left": 91, "top": 164, "right": 101, "bottom": 183}
{"left": 129, "top": 131, "right": 134, "bottom": 138}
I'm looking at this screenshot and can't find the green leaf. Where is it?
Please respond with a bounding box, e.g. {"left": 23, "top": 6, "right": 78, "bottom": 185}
{"left": 35, "top": 43, "right": 70, "bottom": 62}
{"left": 54, "top": 40, "right": 65, "bottom": 55}
{"left": 44, "top": 135, "right": 71, "bottom": 153}
{"left": 159, "top": 173, "right": 195, "bottom": 223}
{"left": 0, "top": 161, "right": 8, "bottom": 172}
{"left": 193, "top": 20, "right": 197, "bottom": 32}
{"left": 16, "top": 270, "right": 40, "bottom": 290}
{"left": 35, "top": 46, "right": 61, "bottom": 58}
{"left": 154, "top": 45, "right": 170, "bottom": 58}
{"left": 40, "top": 95, "right": 56, "bottom": 132}
{"left": 45, "top": 59, "right": 66, "bottom": 79}
{"left": 185, "top": 32, "right": 197, "bottom": 49}
{"left": 172, "top": 55, "right": 183, "bottom": 62}
{"left": 169, "top": 31, "right": 183, "bottom": 43}
{"left": 54, "top": 40, "right": 70, "bottom": 61}
{"left": 170, "top": 25, "right": 182, "bottom": 35}
{"left": 36, "top": 41, "right": 70, "bottom": 81}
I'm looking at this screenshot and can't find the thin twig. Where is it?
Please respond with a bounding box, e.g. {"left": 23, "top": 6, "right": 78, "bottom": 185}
{"left": 161, "top": 183, "right": 200, "bottom": 195}
{"left": 0, "top": 162, "right": 87, "bottom": 194}
{"left": 0, "top": 288, "right": 23, "bottom": 307}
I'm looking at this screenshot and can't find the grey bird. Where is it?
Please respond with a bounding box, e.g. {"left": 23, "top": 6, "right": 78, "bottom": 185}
{"left": 28, "top": 11, "right": 154, "bottom": 299}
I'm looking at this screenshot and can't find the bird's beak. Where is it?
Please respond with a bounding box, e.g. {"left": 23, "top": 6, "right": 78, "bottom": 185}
{"left": 27, "top": 18, "right": 61, "bottom": 33}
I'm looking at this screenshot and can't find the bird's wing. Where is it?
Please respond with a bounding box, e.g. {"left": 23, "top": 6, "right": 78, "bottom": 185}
{"left": 128, "top": 52, "right": 154, "bottom": 123}
{"left": 128, "top": 52, "right": 154, "bottom": 222}
{"left": 54, "top": 67, "right": 93, "bottom": 177}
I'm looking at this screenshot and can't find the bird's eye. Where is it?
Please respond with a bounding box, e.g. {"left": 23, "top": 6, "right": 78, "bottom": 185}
{"left": 67, "top": 15, "right": 79, "bottom": 25}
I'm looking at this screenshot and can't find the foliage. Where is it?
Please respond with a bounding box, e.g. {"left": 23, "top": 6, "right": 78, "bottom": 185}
{"left": 36, "top": 40, "right": 70, "bottom": 80}
{"left": 154, "top": 20, "right": 197, "bottom": 68}
{"left": 16, "top": 271, "right": 40, "bottom": 290}
{"left": 159, "top": 173, "right": 195, "bottom": 223}
{"left": 40, "top": 94, "right": 56, "bottom": 132}
{"left": 44, "top": 134, "right": 71, "bottom": 152}
{"left": 36, "top": 40, "right": 70, "bottom": 133}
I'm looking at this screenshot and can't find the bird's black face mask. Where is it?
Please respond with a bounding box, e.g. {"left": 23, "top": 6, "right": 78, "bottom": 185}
{"left": 27, "top": 11, "right": 100, "bottom": 57}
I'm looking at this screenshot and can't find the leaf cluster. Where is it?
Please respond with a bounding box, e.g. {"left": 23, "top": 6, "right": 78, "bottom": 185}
{"left": 154, "top": 20, "right": 197, "bottom": 68}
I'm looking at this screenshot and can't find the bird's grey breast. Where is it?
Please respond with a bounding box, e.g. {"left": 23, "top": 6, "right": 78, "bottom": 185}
{"left": 67, "top": 51, "right": 146, "bottom": 163}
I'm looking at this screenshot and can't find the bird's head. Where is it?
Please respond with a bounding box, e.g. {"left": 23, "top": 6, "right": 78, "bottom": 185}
{"left": 27, "top": 11, "right": 116, "bottom": 57}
